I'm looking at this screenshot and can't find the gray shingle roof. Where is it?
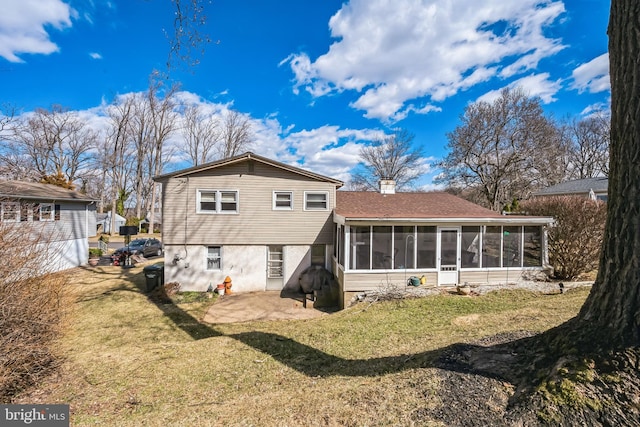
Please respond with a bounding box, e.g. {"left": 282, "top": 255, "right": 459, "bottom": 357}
{"left": 535, "top": 177, "right": 608, "bottom": 196}
{"left": 0, "top": 180, "right": 96, "bottom": 202}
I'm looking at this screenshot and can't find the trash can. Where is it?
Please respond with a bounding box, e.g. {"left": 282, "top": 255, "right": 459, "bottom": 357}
{"left": 143, "top": 264, "right": 164, "bottom": 292}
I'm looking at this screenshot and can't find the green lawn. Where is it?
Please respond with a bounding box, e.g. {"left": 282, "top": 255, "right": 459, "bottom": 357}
{"left": 16, "top": 264, "right": 590, "bottom": 426}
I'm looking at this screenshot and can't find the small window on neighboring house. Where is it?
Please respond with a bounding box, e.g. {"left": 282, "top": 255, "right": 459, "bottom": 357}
{"left": 1, "top": 202, "right": 19, "bottom": 222}
{"left": 273, "top": 191, "right": 293, "bottom": 210}
{"left": 206, "top": 246, "right": 222, "bottom": 270}
{"left": 304, "top": 192, "right": 328, "bottom": 210}
{"left": 39, "top": 203, "right": 54, "bottom": 221}
{"left": 197, "top": 190, "right": 238, "bottom": 213}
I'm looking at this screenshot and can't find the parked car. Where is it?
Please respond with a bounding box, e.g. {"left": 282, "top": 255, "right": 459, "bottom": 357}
{"left": 112, "top": 238, "right": 163, "bottom": 262}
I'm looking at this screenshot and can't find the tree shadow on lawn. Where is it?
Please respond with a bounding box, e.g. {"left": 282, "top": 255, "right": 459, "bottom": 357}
{"left": 126, "top": 267, "right": 597, "bottom": 423}
{"left": 228, "top": 330, "right": 530, "bottom": 380}
{"left": 94, "top": 266, "right": 637, "bottom": 424}
{"left": 122, "top": 264, "right": 533, "bottom": 386}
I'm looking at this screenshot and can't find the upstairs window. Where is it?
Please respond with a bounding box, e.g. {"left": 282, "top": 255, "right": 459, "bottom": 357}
{"left": 220, "top": 191, "right": 238, "bottom": 212}
{"left": 197, "top": 190, "right": 238, "bottom": 213}
{"left": 273, "top": 191, "right": 293, "bottom": 210}
{"left": 304, "top": 192, "right": 328, "bottom": 211}
{"left": 199, "top": 191, "right": 217, "bottom": 212}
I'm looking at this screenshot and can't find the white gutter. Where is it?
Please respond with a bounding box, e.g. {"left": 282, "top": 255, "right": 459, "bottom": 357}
{"left": 334, "top": 215, "right": 553, "bottom": 225}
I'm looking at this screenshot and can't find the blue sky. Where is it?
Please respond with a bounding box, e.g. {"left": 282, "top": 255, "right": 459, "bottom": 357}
{"left": 0, "top": 0, "right": 611, "bottom": 188}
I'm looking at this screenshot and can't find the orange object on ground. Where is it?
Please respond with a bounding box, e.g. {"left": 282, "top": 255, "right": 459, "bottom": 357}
{"left": 224, "top": 276, "right": 233, "bottom": 294}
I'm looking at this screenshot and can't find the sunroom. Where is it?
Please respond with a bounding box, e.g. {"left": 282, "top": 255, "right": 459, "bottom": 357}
{"left": 332, "top": 190, "right": 552, "bottom": 303}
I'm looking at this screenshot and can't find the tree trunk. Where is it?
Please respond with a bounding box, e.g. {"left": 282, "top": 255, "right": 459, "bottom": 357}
{"left": 575, "top": 0, "right": 640, "bottom": 347}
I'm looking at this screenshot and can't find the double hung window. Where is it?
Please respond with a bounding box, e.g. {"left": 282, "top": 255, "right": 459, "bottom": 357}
{"left": 197, "top": 190, "right": 238, "bottom": 213}
{"left": 273, "top": 191, "right": 293, "bottom": 210}
{"left": 304, "top": 192, "right": 328, "bottom": 210}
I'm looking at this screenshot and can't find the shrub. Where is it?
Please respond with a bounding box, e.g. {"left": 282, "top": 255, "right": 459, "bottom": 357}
{"left": 0, "top": 221, "right": 70, "bottom": 402}
{"left": 89, "top": 247, "right": 103, "bottom": 257}
{"left": 519, "top": 196, "right": 607, "bottom": 280}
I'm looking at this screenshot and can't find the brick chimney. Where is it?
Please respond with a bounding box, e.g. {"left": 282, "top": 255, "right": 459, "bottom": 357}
{"left": 379, "top": 179, "right": 396, "bottom": 194}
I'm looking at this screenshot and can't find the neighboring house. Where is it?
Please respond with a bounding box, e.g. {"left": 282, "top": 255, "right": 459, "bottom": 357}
{"left": 139, "top": 211, "right": 162, "bottom": 233}
{"left": 156, "top": 152, "right": 553, "bottom": 308}
{"left": 96, "top": 212, "right": 126, "bottom": 234}
{"left": 534, "top": 177, "right": 608, "bottom": 201}
{"left": 0, "top": 180, "right": 97, "bottom": 272}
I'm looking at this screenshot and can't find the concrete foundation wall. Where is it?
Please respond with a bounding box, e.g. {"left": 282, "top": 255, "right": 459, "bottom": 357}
{"left": 164, "top": 244, "right": 321, "bottom": 293}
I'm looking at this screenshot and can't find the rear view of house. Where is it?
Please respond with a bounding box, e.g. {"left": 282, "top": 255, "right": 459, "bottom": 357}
{"left": 156, "top": 153, "right": 553, "bottom": 308}
{"left": 155, "top": 152, "right": 343, "bottom": 293}
{"left": 0, "top": 180, "right": 97, "bottom": 272}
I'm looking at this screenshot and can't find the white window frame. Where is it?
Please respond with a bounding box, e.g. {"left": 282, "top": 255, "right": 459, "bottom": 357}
{"left": 304, "top": 191, "right": 329, "bottom": 211}
{"left": 267, "top": 245, "right": 284, "bottom": 278}
{"left": 272, "top": 191, "right": 293, "bottom": 210}
{"left": 1, "top": 202, "right": 19, "bottom": 222}
{"left": 206, "top": 246, "right": 222, "bottom": 270}
{"left": 196, "top": 189, "right": 239, "bottom": 214}
{"left": 39, "top": 203, "right": 55, "bottom": 221}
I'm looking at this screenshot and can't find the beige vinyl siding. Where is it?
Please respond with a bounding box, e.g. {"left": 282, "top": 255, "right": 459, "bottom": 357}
{"left": 160, "top": 162, "right": 337, "bottom": 245}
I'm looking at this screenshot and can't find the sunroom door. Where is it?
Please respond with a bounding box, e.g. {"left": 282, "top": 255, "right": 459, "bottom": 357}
{"left": 438, "top": 227, "right": 460, "bottom": 286}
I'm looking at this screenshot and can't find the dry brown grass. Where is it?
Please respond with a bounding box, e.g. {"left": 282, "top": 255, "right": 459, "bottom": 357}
{"left": 11, "top": 262, "right": 590, "bottom": 426}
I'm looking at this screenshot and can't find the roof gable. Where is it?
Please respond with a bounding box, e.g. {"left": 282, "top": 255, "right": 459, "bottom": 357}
{"left": 155, "top": 152, "right": 343, "bottom": 187}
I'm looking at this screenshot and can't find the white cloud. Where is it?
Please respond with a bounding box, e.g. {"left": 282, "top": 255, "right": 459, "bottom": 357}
{"left": 0, "top": 0, "right": 75, "bottom": 62}
{"left": 477, "top": 73, "right": 562, "bottom": 104}
{"left": 571, "top": 53, "right": 610, "bottom": 94}
{"left": 89, "top": 52, "right": 102, "bottom": 60}
{"left": 154, "top": 91, "right": 385, "bottom": 182}
{"left": 285, "top": 0, "right": 566, "bottom": 122}
{"left": 20, "top": 90, "right": 415, "bottom": 186}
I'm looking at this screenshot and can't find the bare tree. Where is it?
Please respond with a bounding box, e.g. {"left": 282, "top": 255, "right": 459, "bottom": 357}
{"left": 563, "top": 113, "right": 610, "bottom": 179}
{"left": 218, "top": 110, "right": 252, "bottom": 159}
{"left": 129, "top": 91, "right": 154, "bottom": 221}
{"left": 0, "top": 105, "right": 32, "bottom": 180}
{"left": 350, "top": 129, "right": 423, "bottom": 191}
{"left": 103, "top": 96, "right": 135, "bottom": 235}
{"left": 437, "top": 87, "right": 562, "bottom": 210}
{"left": 146, "top": 79, "right": 178, "bottom": 234}
{"left": 181, "top": 103, "right": 219, "bottom": 166}
{"left": 167, "top": 0, "right": 212, "bottom": 69}
{"left": 7, "top": 106, "right": 97, "bottom": 188}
